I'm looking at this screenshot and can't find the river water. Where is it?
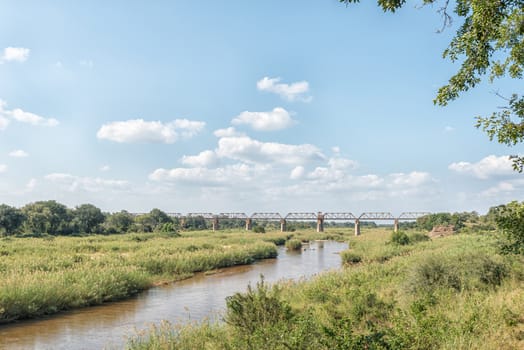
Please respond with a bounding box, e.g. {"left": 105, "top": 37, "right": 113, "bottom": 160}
{"left": 0, "top": 241, "right": 347, "bottom": 350}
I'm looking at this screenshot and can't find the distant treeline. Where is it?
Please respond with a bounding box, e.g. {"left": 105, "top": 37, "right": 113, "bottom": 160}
{"left": 0, "top": 200, "right": 501, "bottom": 237}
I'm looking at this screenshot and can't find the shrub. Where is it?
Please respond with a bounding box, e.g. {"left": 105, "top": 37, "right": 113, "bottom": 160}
{"left": 225, "top": 277, "right": 295, "bottom": 348}
{"left": 253, "top": 226, "right": 265, "bottom": 233}
{"left": 407, "top": 253, "right": 509, "bottom": 295}
{"left": 407, "top": 232, "right": 430, "bottom": 243}
{"left": 391, "top": 231, "right": 410, "bottom": 245}
{"left": 285, "top": 239, "right": 302, "bottom": 251}
{"left": 341, "top": 250, "right": 362, "bottom": 264}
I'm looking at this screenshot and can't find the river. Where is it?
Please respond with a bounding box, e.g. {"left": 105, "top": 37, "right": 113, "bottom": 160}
{"left": 0, "top": 241, "right": 347, "bottom": 350}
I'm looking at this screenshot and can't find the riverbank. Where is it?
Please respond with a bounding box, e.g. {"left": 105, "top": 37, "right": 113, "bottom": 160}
{"left": 127, "top": 229, "right": 524, "bottom": 350}
{"left": 0, "top": 229, "right": 347, "bottom": 323}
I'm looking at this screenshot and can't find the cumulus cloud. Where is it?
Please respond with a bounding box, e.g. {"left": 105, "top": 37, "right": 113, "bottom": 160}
{"left": 216, "top": 136, "right": 325, "bottom": 165}
{"left": 213, "top": 127, "right": 244, "bottom": 138}
{"left": 0, "top": 116, "right": 9, "bottom": 130}
{"left": 0, "top": 100, "right": 59, "bottom": 128}
{"left": 232, "top": 107, "right": 296, "bottom": 131}
{"left": 481, "top": 181, "right": 515, "bottom": 197}
{"left": 45, "top": 173, "right": 131, "bottom": 192}
{"left": 256, "top": 77, "right": 311, "bottom": 102}
{"left": 449, "top": 155, "right": 514, "bottom": 179}
{"left": 0, "top": 47, "right": 30, "bottom": 63}
{"left": 328, "top": 157, "right": 358, "bottom": 170}
{"left": 9, "top": 109, "right": 59, "bottom": 126}
{"left": 0, "top": 164, "right": 7, "bottom": 173}
{"left": 96, "top": 118, "right": 205, "bottom": 144}
{"left": 388, "top": 172, "right": 432, "bottom": 187}
{"left": 149, "top": 163, "right": 259, "bottom": 185}
{"left": 25, "top": 178, "right": 37, "bottom": 192}
{"left": 8, "top": 149, "right": 29, "bottom": 158}
{"left": 181, "top": 150, "right": 219, "bottom": 167}
{"left": 290, "top": 166, "right": 305, "bottom": 180}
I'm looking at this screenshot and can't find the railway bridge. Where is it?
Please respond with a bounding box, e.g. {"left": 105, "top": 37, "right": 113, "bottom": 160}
{"left": 160, "top": 211, "right": 430, "bottom": 236}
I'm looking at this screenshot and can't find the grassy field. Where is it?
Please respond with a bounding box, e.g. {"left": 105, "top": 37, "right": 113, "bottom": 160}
{"left": 0, "top": 228, "right": 348, "bottom": 323}
{"left": 126, "top": 228, "right": 524, "bottom": 350}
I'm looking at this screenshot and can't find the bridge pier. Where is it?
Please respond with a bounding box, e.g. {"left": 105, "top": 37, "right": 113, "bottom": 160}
{"left": 280, "top": 219, "right": 287, "bottom": 232}
{"left": 316, "top": 213, "right": 324, "bottom": 232}
{"left": 354, "top": 219, "right": 361, "bottom": 236}
{"left": 245, "top": 218, "right": 252, "bottom": 231}
{"left": 212, "top": 217, "right": 219, "bottom": 232}
{"left": 394, "top": 219, "right": 399, "bottom": 232}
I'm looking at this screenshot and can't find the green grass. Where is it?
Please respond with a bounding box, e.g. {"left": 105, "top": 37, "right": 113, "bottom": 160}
{"left": 125, "top": 228, "right": 524, "bottom": 350}
{"left": 0, "top": 228, "right": 352, "bottom": 323}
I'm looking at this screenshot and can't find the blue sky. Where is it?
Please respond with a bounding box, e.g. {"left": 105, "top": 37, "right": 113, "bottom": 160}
{"left": 0, "top": 0, "right": 522, "bottom": 214}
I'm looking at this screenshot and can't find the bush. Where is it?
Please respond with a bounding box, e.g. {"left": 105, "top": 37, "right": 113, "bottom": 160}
{"left": 225, "top": 277, "right": 295, "bottom": 348}
{"left": 391, "top": 231, "right": 410, "bottom": 245}
{"left": 285, "top": 239, "right": 302, "bottom": 251}
{"left": 407, "top": 232, "right": 430, "bottom": 243}
{"left": 253, "top": 226, "right": 265, "bottom": 233}
{"left": 341, "top": 250, "right": 362, "bottom": 264}
{"left": 406, "top": 253, "right": 509, "bottom": 295}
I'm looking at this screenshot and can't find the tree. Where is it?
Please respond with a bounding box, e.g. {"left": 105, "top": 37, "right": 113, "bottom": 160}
{"left": 22, "top": 200, "right": 72, "bottom": 235}
{"left": 134, "top": 209, "right": 173, "bottom": 232}
{"left": 0, "top": 204, "right": 25, "bottom": 236}
{"left": 72, "top": 204, "right": 105, "bottom": 234}
{"left": 104, "top": 210, "right": 135, "bottom": 233}
{"left": 494, "top": 200, "right": 524, "bottom": 254}
{"left": 342, "top": 0, "right": 524, "bottom": 170}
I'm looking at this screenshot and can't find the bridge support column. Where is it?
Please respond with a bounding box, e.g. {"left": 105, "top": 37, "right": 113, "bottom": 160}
{"left": 316, "top": 213, "right": 324, "bottom": 233}
{"left": 212, "top": 217, "right": 219, "bottom": 232}
{"left": 280, "top": 219, "right": 287, "bottom": 232}
{"left": 394, "top": 219, "right": 399, "bottom": 232}
{"left": 354, "top": 219, "right": 361, "bottom": 236}
{"left": 245, "top": 218, "right": 252, "bottom": 231}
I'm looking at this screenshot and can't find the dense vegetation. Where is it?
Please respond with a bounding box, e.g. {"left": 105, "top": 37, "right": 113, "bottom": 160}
{"left": 126, "top": 228, "right": 524, "bottom": 350}
{"left": 0, "top": 228, "right": 346, "bottom": 323}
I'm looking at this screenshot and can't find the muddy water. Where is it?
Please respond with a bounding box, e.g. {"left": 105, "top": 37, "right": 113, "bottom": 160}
{"left": 0, "top": 241, "right": 347, "bottom": 350}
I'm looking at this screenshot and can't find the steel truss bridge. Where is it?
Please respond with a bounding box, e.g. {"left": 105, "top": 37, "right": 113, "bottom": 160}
{"left": 134, "top": 211, "right": 431, "bottom": 235}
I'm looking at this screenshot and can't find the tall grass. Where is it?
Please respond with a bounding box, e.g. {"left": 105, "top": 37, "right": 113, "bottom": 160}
{"left": 2, "top": 229, "right": 333, "bottom": 323}
{"left": 126, "top": 229, "right": 524, "bottom": 350}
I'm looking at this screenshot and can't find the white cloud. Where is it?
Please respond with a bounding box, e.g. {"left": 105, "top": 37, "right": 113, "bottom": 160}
{"left": 0, "top": 116, "right": 9, "bottom": 130}
{"left": 449, "top": 155, "right": 514, "bottom": 179}
{"left": 149, "top": 163, "right": 259, "bottom": 185}
{"left": 213, "top": 127, "right": 244, "bottom": 138}
{"left": 181, "top": 150, "right": 219, "bottom": 167}
{"left": 9, "top": 109, "right": 59, "bottom": 126}
{"left": 1, "top": 47, "right": 30, "bottom": 63}
{"left": 256, "top": 77, "right": 311, "bottom": 102}
{"left": 328, "top": 157, "right": 358, "bottom": 170}
{"left": 0, "top": 100, "right": 59, "bottom": 128}
{"left": 444, "top": 126, "right": 455, "bottom": 132}
{"left": 45, "top": 173, "right": 131, "bottom": 192}
{"left": 25, "top": 178, "right": 37, "bottom": 192}
{"left": 388, "top": 172, "right": 432, "bottom": 187}
{"left": 216, "top": 135, "right": 325, "bottom": 165}
{"left": 96, "top": 118, "right": 205, "bottom": 144}
{"left": 332, "top": 146, "right": 341, "bottom": 154}
{"left": 232, "top": 107, "right": 296, "bottom": 131}
{"left": 100, "top": 165, "right": 110, "bottom": 172}
{"left": 290, "top": 166, "right": 305, "bottom": 180}
{"left": 481, "top": 181, "right": 515, "bottom": 197}
{"left": 8, "top": 150, "right": 29, "bottom": 158}
{"left": 0, "top": 164, "right": 7, "bottom": 173}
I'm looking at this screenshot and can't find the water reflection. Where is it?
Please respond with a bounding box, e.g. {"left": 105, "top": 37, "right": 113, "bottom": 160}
{"left": 0, "top": 241, "right": 347, "bottom": 350}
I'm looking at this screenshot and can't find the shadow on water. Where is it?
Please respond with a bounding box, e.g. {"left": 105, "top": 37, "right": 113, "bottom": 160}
{"left": 0, "top": 241, "right": 347, "bottom": 350}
